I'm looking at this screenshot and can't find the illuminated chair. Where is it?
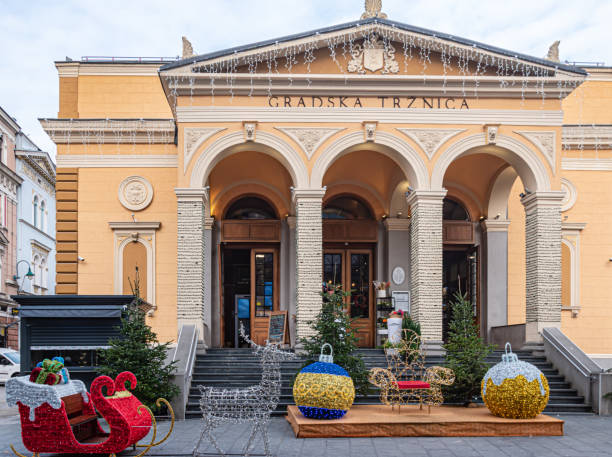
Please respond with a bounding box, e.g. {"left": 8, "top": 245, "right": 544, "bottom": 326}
{"left": 369, "top": 329, "right": 455, "bottom": 413}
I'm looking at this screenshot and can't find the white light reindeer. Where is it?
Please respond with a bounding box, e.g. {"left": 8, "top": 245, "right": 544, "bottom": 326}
{"left": 192, "top": 325, "right": 296, "bottom": 457}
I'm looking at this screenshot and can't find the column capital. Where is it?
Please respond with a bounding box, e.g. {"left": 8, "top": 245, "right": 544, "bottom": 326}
{"left": 175, "top": 187, "right": 209, "bottom": 203}
{"left": 520, "top": 191, "right": 564, "bottom": 210}
{"left": 286, "top": 215, "right": 297, "bottom": 229}
{"left": 481, "top": 219, "right": 511, "bottom": 232}
{"left": 292, "top": 187, "right": 326, "bottom": 202}
{"left": 204, "top": 216, "right": 215, "bottom": 230}
{"left": 383, "top": 218, "right": 411, "bottom": 231}
{"left": 406, "top": 189, "right": 447, "bottom": 207}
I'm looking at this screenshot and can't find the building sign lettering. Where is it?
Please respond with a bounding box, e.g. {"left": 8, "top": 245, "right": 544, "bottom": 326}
{"left": 268, "top": 96, "right": 469, "bottom": 109}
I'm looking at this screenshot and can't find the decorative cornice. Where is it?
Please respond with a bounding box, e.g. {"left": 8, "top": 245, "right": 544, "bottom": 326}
{"left": 177, "top": 106, "right": 564, "bottom": 126}
{"left": 562, "top": 125, "right": 612, "bottom": 150}
{"left": 397, "top": 128, "right": 465, "bottom": 159}
{"left": 561, "top": 158, "right": 612, "bottom": 171}
{"left": 383, "top": 218, "right": 411, "bottom": 230}
{"left": 292, "top": 187, "right": 327, "bottom": 202}
{"left": 108, "top": 221, "right": 161, "bottom": 231}
{"left": 405, "top": 189, "right": 447, "bottom": 207}
{"left": 275, "top": 127, "right": 344, "bottom": 159}
{"left": 174, "top": 187, "right": 209, "bottom": 203}
{"left": 183, "top": 127, "right": 226, "bottom": 172}
{"left": 514, "top": 130, "right": 556, "bottom": 172}
{"left": 56, "top": 154, "right": 177, "bottom": 168}
{"left": 562, "top": 222, "right": 586, "bottom": 232}
{"left": 39, "top": 118, "right": 176, "bottom": 144}
{"left": 520, "top": 191, "right": 565, "bottom": 210}
{"left": 481, "top": 219, "right": 511, "bottom": 232}
{"left": 56, "top": 62, "right": 165, "bottom": 77}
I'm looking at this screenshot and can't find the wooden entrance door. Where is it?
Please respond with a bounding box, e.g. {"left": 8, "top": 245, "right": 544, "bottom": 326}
{"left": 250, "top": 248, "right": 279, "bottom": 345}
{"left": 323, "top": 249, "right": 374, "bottom": 347}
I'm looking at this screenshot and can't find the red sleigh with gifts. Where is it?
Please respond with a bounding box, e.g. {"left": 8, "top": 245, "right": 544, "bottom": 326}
{"left": 6, "top": 371, "right": 174, "bottom": 457}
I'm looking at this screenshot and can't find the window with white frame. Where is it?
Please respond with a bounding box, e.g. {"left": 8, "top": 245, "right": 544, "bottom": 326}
{"left": 40, "top": 200, "right": 46, "bottom": 232}
{"left": 33, "top": 196, "right": 38, "bottom": 228}
{"left": 0, "top": 135, "right": 5, "bottom": 165}
{"left": 41, "top": 257, "right": 47, "bottom": 290}
{"left": 0, "top": 194, "right": 4, "bottom": 227}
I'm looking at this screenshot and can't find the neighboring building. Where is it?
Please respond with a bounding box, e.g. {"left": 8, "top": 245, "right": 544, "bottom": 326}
{"left": 0, "top": 106, "right": 24, "bottom": 349}
{"left": 41, "top": 4, "right": 612, "bottom": 364}
{"left": 15, "top": 132, "right": 56, "bottom": 296}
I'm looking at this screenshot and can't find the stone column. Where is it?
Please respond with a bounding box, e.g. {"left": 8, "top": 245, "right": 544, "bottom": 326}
{"left": 293, "top": 188, "right": 325, "bottom": 343}
{"left": 286, "top": 216, "right": 297, "bottom": 346}
{"left": 521, "top": 191, "right": 564, "bottom": 343}
{"left": 175, "top": 187, "right": 209, "bottom": 342}
{"left": 406, "top": 190, "right": 446, "bottom": 347}
{"left": 481, "top": 219, "right": 511, "bottom": 340}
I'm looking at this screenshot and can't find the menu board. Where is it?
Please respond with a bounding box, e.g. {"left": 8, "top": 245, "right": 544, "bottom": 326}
{"left": 267, "top": 310, "right": 288, "bottom": 344}
{"left": 392, "top": 290, "right": 411, "bottom": 314}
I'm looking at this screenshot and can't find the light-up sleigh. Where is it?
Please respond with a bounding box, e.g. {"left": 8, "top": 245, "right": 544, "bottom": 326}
{"left": 6, "top": 371, "right": 174, "bottom": 457}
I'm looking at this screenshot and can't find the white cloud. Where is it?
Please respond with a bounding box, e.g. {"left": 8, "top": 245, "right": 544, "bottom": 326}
{"left": 1, "top": 0, "right": 610, "bottom": 157}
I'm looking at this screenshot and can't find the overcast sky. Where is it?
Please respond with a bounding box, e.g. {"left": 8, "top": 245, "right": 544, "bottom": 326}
{"left": 1, "top": 0, "right": 611, "bottom": 157}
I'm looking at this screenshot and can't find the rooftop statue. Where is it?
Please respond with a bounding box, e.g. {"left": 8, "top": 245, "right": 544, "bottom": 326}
{"left": 546, "top": 40, "right": 560, "bottom": 62}
{"left": 182, "top": 36, "right": 195, "bottom": 59}
{"left": 361, "top": 0, "right": 388, "bottom": 19}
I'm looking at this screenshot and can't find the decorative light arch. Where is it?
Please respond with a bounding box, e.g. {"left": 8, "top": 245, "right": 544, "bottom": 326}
{"left": 311, "top": 131, "right": 430, "bottom": 190}
{"left": 190, "top": 130, "right": 309, "bottom": 189}
{"left": 432, "top": 133, "right": 551, "bottom": 192}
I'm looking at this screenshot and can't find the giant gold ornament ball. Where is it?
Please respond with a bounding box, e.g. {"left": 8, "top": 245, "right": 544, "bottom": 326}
{"left": 481, "top": 374, "right": 549, "bottom": 419}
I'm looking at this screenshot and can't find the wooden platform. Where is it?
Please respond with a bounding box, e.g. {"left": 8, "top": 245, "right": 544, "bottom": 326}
{"left": 286, "top": 405, "right": 564, "bottom": 438}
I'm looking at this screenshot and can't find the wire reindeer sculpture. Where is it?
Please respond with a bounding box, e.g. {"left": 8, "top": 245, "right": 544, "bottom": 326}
{"left": 192, "top": 324, "right": 296, "bottom": 457}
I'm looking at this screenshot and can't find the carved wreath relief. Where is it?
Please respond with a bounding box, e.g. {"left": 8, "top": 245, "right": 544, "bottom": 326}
{"left": 348, "top": 34, "right": 399, "bottom": 74}
{"left": 118, "top": 176, "right": 153, "bottom": 211}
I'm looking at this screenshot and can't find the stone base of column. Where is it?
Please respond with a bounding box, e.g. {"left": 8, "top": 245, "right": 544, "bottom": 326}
{"left": 178, "top": 318, "right": 206, "bottom": 345}
{"left": 422, "top": 340, "right": 446, "bottom": 357}
{"left": 525, "top": 321, "right": 560, "bottom": 344}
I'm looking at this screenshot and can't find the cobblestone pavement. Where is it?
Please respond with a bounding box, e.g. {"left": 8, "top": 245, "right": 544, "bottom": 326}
{"left": 1, "top": 413, "right": 612, "bottom": 457}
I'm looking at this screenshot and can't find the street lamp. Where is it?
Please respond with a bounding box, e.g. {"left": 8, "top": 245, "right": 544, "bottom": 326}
{"left": 14, "top": 260, "right": 35, "bottom": 293}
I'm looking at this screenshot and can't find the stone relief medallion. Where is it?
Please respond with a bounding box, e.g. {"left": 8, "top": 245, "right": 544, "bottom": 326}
{"left": 560, "top": 178, "right": 577, "bottom": 212}
{"left": 118, "top": 176, "right": 153, "bottom": 211}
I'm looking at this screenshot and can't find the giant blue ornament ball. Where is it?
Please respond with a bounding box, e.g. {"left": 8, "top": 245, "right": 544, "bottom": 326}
{"left": 293, "top": 356, "right": 355, "bottom": 419}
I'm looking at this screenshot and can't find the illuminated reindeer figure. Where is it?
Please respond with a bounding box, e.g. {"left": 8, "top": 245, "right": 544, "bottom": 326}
{"left": 193, "top": 325, "right": 295, "bottom": 457}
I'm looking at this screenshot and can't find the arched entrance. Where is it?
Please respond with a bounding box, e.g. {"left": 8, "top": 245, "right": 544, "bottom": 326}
{"left": 322, "top": 195, "right": 378, "bottom": 347}
{"left": 442, "top": 197, "right": 477, "bottom": 342}
{"left": 220, "top": 196, "right": 280, "bottom": 347}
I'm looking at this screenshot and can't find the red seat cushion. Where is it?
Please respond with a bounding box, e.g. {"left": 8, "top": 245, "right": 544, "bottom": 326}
{"left": 395, "top": 381, "right": 431, "bottom": 390}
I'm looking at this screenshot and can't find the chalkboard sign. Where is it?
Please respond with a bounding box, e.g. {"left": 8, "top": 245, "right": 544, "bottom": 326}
{"left": 267, "top": 310, "right": 288, "bottom": 344}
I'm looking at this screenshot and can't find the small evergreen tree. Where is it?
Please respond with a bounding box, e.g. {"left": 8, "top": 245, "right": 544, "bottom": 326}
{"left": 299, "top": 284, "right": 370, "bottom": 395}
{"left": 443, "top": 291, "right": 494, "bottom": 405}
{"left": 98, "top": 267, "right": 178, "bottom": 412}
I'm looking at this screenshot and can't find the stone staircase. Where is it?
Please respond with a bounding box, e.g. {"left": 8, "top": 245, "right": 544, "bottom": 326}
{"left": 185, "top": 347, "right": 592, "bottom": 418}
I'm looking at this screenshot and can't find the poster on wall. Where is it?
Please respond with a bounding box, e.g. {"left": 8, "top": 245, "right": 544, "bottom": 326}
{"left": 392, "top": 290, "right": 410, "bottom": 314}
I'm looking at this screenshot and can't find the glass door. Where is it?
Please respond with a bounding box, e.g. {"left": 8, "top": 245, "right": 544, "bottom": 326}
{"left": 250, "top": 248, "right": 278, "bottom": 345}
{"left": 323, "top": 249, "right": 374, "bottom": 347}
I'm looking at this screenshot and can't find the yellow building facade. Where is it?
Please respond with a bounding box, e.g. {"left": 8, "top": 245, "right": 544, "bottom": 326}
{"left": 41, "top": 9, "right": 612, "bottom": 362}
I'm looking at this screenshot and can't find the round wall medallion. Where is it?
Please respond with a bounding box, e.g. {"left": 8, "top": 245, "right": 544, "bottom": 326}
{"left": 392, "top": 266, "right": 405, "bottom": 285}
{"left": 560, "top": 178, "right": 577, "bottom": 212}
{"left": 118, "top": 176, "right": 153, "bottom": 211}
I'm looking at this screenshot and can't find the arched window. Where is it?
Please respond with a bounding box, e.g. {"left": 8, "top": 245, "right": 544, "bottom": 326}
{"left": 443, "top": 198, "right": 470, "bottom": 221}
{"left": 225, "top": 196, "right": 277, "bottom": 220}
{"left": 33, "top": 196, "right": 38, "bottom": 228}
{"left": 40, "top": 200, "right": 46, "bottom": 232}
{"left": 322, "top": 196, "right": 373, "bottom": 220}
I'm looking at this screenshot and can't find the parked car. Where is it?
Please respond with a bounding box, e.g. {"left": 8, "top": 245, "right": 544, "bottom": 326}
{"left": 0, "top": 348, "right": 20, "bottom": 384}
